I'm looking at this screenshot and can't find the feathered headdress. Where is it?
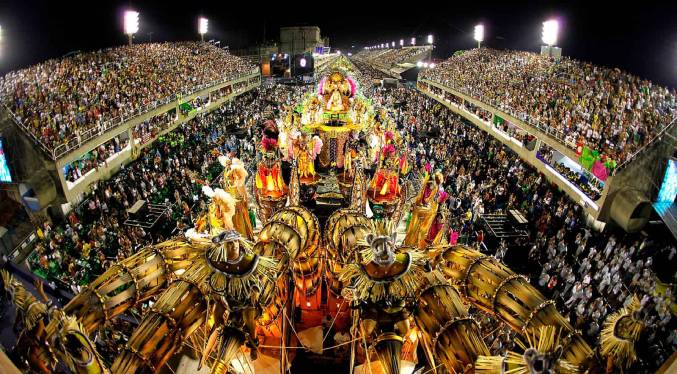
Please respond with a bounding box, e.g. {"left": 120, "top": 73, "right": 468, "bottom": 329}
{"left": 213, "top": 188, "right": 236, "bottom": 230}
{"left": 229, "top": 162, "right": 248, "bottom": 187}
{"left": 263, "top": 119, "right": 279, "bottom": 139}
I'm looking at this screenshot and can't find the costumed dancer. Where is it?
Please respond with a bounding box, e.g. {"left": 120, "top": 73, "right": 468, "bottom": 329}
{"left": 219, "top": 155, "right": 254, "bottom": 240}
{"left": 403, "top": 171, "right": 444, "bottom": 248}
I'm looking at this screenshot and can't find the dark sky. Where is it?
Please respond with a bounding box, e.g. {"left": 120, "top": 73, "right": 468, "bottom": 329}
{"left": 0, "top": 0, "right": 675, "bottom": 87}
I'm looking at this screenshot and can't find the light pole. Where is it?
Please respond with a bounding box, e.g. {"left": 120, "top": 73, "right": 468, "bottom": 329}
{"left": 541, "top": 19, "right": 561, "bottom": 59}
{"left": 124, "top": 10, "right": 139, "bottom": 46}
{"left": 474, "top": 24, "right": 484, "bottom": 48}
{"left": 198, "top": 17, "right": 208, "bottom": 42}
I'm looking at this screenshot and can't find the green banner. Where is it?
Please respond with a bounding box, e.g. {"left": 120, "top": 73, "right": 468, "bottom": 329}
{"left": 579, "top": 146, "right": 599, "bottom": 170}
{"left": 493, "top": 114, "right": 504, "bottom": 126}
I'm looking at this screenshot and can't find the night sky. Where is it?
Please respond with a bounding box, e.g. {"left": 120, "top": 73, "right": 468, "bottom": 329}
{"left": 0, "top": 0, "right": 675, "bottom": 87}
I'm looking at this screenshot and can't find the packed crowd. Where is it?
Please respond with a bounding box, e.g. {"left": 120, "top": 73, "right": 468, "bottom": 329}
{"left": 0, "top": 42, "right": 256, "bottom": 153}
{"left": 420, "top": 48, "right": 677, "bottom": 165}
{"left": 376, "top": 85, "right": 674, "bottom": 370}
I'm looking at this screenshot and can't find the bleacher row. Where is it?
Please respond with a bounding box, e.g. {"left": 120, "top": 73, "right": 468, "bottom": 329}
{"left": 0, "top": 42, "right": 257, "bottom": 160}
{"left": 419, "top": 48, "right": 677, "bottom": 168}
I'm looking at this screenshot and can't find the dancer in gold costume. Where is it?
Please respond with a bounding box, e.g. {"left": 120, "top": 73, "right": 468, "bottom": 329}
{"left": 404, "top": 172, "right": 445, "bottom": 248}
{"left": 220, "top": 155, "right": 254, "bottom": 240}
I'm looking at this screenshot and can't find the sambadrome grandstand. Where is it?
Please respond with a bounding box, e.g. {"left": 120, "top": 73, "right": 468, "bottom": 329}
{"left": 0, "top": 10, "right": 674, "bottom": 374}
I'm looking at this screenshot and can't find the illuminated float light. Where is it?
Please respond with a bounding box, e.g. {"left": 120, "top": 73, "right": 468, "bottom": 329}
{"left": 427, "top": 34, "right": 433, "bottom": 44}
{"left": 306, "top": 301, "right": 311, "bottom": 307}
{"left": 124, "top": 10, "right": 139, "bottom": 35}
{"left": 542, "top": 19, "right": 559, "bottom": 46}
{"left": 411, "top": 37, "right": 416, "bottom": 45}
{"left": 400, "top": 39, "right": 404, "bottom": 46}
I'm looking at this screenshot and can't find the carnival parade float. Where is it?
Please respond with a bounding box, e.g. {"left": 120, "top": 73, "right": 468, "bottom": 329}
{"left": 1, "top": 57, "right": 639, "bottom": 374}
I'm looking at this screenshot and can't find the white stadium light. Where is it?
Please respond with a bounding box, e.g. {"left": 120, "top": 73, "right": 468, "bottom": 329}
{"left": 416, "top": 61, "right": 423, "bottom": 67}
{"left": 423, "top": 62, "right": 429, "bottom": 68}
{"left": 430, "top": 63, "right": 436, "bottom": 68}
{"left": 427, "top": 34, "right": 433, "bottom": 44}
{"left": 411, "top": 37, "right": 416, "bottom": 45}
{"left": 124, "top": 10, "right": 139, "bottom": 46}
{"left": 391, "top": 41, "right": 395, "bottom": 47}
{"left": 198, "top": 17, "right": 208, "bottom": 36}
{"left": 124, "top": 10, "right": 139, "bottom": 35}
{"left": 474, "top": 24, "right": 484, "bottom": 43}
{"left": 542, "top": 19, "right": 559, "bottom": 46}
{"left": 399, "top": 39, "right": 404, "bottom": 46}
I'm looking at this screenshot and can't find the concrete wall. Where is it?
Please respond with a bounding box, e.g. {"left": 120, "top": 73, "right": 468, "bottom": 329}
{"left": 280, "top": 26, "right": 323, "bottom": 55}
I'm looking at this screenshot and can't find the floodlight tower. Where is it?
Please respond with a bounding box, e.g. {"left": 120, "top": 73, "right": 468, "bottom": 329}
{"left": 474, "top": 24, "right": 484, "bottom": 48}
{"left": 124, "top": 10, "right": 139, "bottom": 46}
{"left": 198, "top": 17, "right": 208, "bottom": 42}
{"left": 540, "top": 19, "right": 562, "bottom": 60}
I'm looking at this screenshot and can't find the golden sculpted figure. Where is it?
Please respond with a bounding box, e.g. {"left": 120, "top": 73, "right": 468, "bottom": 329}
{"left": 321, "top": 71, "right": 352, "bottom": 114}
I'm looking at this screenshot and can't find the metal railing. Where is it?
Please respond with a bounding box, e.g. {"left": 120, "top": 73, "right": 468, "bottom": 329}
{"left": 4, "top": 68, "right": 260, "bottom": 161}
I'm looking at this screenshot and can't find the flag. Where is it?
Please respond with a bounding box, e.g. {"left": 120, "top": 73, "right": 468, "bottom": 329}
{"left": 591, "top": 160, "right": 609, "bottom": 181}
{"left": 579, "top": 146, "right": 599, "bottom": 170}
{"left": 493, "top": 114, "right": 504, "bottom": 126}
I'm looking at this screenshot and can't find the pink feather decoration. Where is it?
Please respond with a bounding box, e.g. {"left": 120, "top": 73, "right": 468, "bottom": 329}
{"left": 382, "top": 144, "right": 396, "bottom": 159}
{"left": 347, "top": 77, "right": 357, "bottom": 97}
{"left": 318, "top": 78, "right": 327, "bottom": 98}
